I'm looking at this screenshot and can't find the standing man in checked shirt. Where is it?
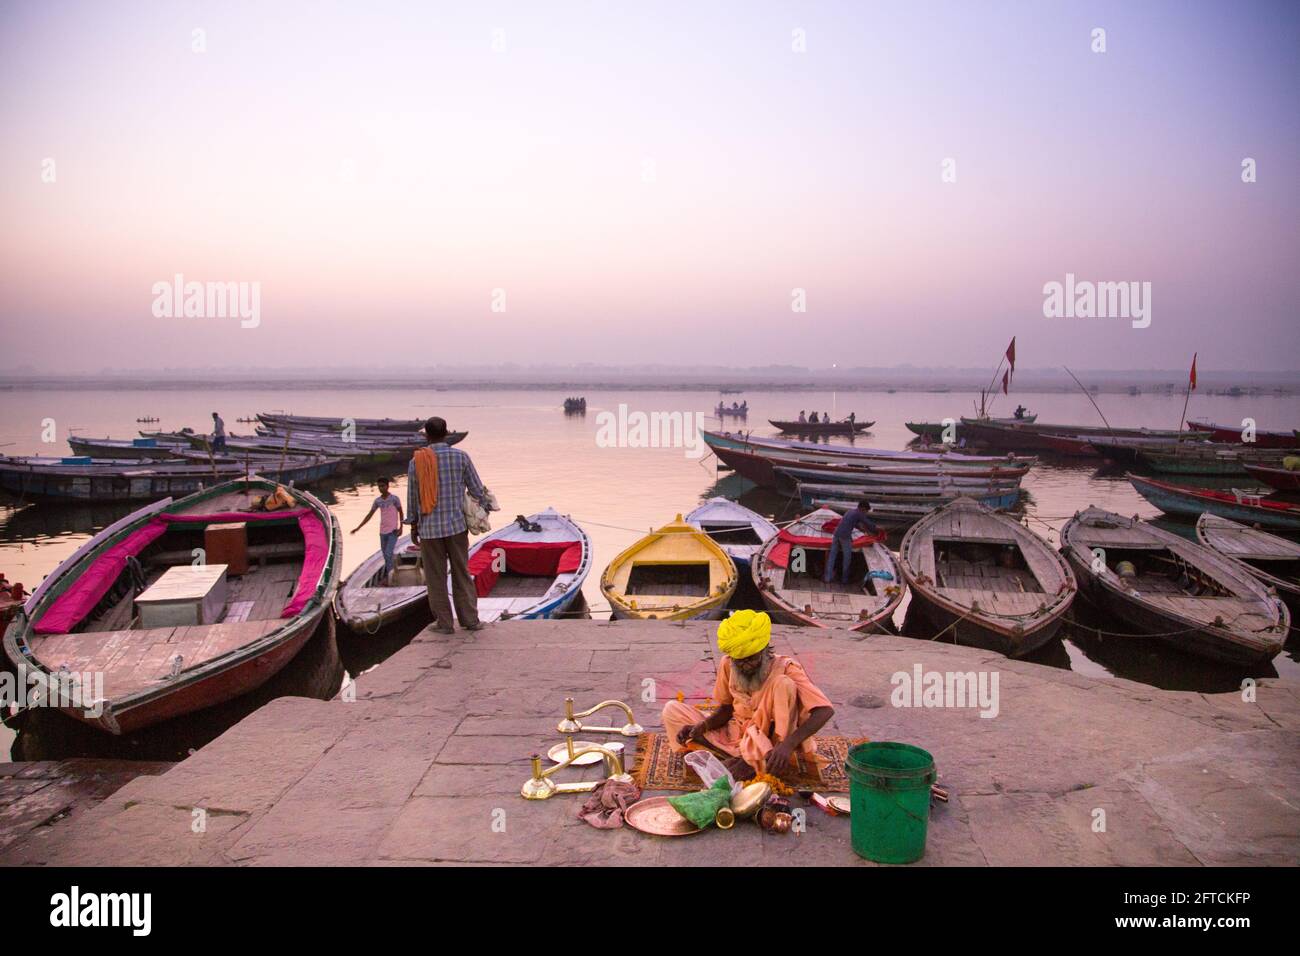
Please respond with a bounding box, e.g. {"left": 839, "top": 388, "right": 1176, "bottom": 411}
{"left": 408, "top": 417, "right": 491, "bottom": 634}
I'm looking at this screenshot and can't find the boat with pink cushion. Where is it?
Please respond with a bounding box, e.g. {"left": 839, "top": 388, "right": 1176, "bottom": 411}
{"left": 2, "top": 476, "right": 339, "bottom": 734}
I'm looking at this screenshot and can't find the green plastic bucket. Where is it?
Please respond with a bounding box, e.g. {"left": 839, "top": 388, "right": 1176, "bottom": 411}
{"left": 845, "top": 741, "right": 936, "bottom": 864}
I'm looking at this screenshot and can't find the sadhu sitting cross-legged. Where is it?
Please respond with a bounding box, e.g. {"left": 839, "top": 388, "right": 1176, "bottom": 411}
{"left": 661, "top": 610, "right": 834, "bottom": 783}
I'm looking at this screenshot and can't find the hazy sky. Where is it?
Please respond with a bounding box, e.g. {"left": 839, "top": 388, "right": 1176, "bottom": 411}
{"left": 1, "top": 1, "right": 1296, "bottom": 373}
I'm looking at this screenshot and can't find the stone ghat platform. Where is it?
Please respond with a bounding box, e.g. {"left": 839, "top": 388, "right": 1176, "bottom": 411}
{"left": 2, "top": 620, "right": 1297, "bottom": 866}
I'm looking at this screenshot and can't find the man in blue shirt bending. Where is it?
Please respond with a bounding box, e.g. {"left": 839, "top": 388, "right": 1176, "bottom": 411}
{"left": 823, "top": 499, "right": 879, "bottom": 585}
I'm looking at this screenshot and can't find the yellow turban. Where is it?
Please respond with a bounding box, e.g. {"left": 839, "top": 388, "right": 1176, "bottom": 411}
{"left": 717, "top": 610, "right": 771, "bottom": 659}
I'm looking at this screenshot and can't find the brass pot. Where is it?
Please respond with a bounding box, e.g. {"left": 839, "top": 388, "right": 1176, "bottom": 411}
{"left": 730, "top": 781, "right": 772, "bottom": 819}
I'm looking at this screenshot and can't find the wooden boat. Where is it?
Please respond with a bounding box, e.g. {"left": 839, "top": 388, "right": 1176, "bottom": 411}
{"left": 685, "top": 497, "right": 778, "bottom": 570}
{"left": 705, "top": 430, "right": 1033, "bottom": 465}
{"left": 1084, "top": 435, "right": 1200, "bottom": 465}
{"left": 1243, "top": 462, "right": 1300, "bottom": 492}
{"left": 334, "top": 509, "right": 591, "bottom": 632}
{"left": 773, "top": 460, "right": 1026, "bottom": 488}
{"left": 1136, "top": 445, "right": 1287, "bottom": 477}
{"left": 333, "top": 535, "right": 426, "bottom": 633}
{"left": 1061, "top": 507, "right": 1288, "bottom": 664}
{"left": 898, "top": 498, "right": 1075, "bottom": 657}
{"left": 958, "top": 419, "right": 1210, "bottom": 452}
{"left": 67, "top": 436, "right": 192, "bottom": 460}
{"left": 600, "top": 516, "right": 737, "bottom": 621}
{"left": 1128, "top": 474, "right": 1300, "bottom": 532}
{"left": 805, "top": 497, "right": 954, "bottom": 528}
{"left": 0, "top": 455, "right": 341, "bottom": 503}
{"left": 750, "top": 508, "right": 904, "bottom": 632}
{"left": 716, "top": 405, "right": 749, "bottom": 418}
{"left": 1196, "top": 513, "right": 1300, "bottom": 619}
{"left": 2, "top": 477, "right": 340, "bottom": 734}
{"left": 152, "top": 429, "right": 463, "bottom": 467}
{"left": 769, "top": 419, "right": 873, "bottom": 435}
{"left": 906, "top": 414, "right": 1036, "bottom": 438}
{"left": 257, "top": 412, "right": 427, "bottom": 434}
{"left": 702, "top": 430, "right": 1032, "bottom": 490}
{"left": 797, "top": 482, "right": 1022, "bottom": 511}
{"left": 1187, "top": 420, "right": 1298, "bottom": 449}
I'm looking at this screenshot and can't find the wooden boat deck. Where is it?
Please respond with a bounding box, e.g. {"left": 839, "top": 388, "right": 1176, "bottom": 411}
{"left": 899, "top": 498, "right": 1075, "bottom": 640}
{"left": 28, "top": 619, "right": 284, "bottom": 702}
{"left": 602, "top": 517, "right": 736, "bottom": 618}
{"left": 754, "top": 508, "right": 901, "bottom": 626}
{"left": 29, "top": 495, "right": 308, "bottom": 701}
{"left": 1196, "top": 514, "right": 1300, "bottom": 600}
{"left": 1061, "top": 507, "right": 1286, "bottom": 661}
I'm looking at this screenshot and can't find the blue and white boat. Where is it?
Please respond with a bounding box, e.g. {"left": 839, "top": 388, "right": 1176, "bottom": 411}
{"left": 685, "top": 497, "right": 778, "bottom": 571}
{"left": 333, "top": 508, "right": 591, "bottom": 633}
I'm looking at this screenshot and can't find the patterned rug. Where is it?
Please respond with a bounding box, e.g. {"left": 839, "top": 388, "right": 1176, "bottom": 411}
{"left": 630, "top": 732, "right": 858, "bottom": 793}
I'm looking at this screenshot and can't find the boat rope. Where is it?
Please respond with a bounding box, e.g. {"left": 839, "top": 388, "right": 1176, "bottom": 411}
{"left": 1063, "top": 614, "right": 1221, "bottom": 639}
{"left": 925, "top": 606, "right": 980, "bottom": 644}
{"left": 567, "top": 516, "right": 660, "bottom": 535}
{"left": 362, "top": 602, "right": 386, "bottom": 636}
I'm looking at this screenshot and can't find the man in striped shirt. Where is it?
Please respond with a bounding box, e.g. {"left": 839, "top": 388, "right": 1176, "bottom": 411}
{"left": 408, "top": 417, "right": 491, "bottom": 634}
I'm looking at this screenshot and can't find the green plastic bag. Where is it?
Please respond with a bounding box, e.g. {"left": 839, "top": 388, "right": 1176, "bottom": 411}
{"left": 667, "top": 776, "right": 732, "bottom": 828}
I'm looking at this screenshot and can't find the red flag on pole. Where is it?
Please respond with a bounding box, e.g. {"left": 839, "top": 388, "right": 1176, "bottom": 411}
{"left": 1006, "top": 337, "right": 1016, "bottom": 383}
{"left": 1001, "top": 370, "right": 1009, "bottom": 395}
{"left": 1189, "top": 353, "right": 1197, "bottom": 391}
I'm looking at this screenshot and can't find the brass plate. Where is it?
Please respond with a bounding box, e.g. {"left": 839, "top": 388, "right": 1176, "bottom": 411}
{"left": 546, "top": 740, "right": 624, "bottom": 766}
{"left": 828, "top": 795, "right": 851, "bottom": 815}
{"left": 624, "top": 796, "right": 701, "bottom": 836}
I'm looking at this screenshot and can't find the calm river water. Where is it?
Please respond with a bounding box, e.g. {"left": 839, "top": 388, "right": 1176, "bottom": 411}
{"left": 2, "top": 386, "right": 1297, "bottom": 760}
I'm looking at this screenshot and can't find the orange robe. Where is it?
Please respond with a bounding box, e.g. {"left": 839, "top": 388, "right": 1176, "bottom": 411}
{"left": 661, "top": 655, "right": 833, "bottom": 775}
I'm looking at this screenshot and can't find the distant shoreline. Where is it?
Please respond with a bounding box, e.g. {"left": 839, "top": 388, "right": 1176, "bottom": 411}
{"left": 0, "top": 378, "right": 1296, "bottom": 397}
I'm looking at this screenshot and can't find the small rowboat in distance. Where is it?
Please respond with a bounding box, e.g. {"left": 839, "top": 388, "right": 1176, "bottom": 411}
{"left": 1196, "top": 513, "right": 1300, "bottom": 619}
{"left": 601, "top": 516, "right": 737, "bottom": 621}
{"left": 1128, "top": 474, "right": 1300, "bottom": 532}
{"left": 1061, "top": 507, "right": 1288, "bottom": 665}
{"left": 750, "top": 507, "right": 904, "bottom": 633}
{"left": 898, "top": 498, "right": 1075, "bottom": 657}
{"left": 3, "top": 477, "right": 340, "bottom": 734}
{"left": 769, "top": 419, "right": 873, "bottom": 435}
{"left": 685, "top": 497, "right": 778, "bottom": 570}
{"left": 1242, "top": 462, "right": 1300, "bottom": 493}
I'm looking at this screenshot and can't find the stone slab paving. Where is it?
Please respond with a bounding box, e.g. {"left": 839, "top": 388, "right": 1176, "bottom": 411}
{"left": 2, "top": 620, "right": 1296, "bottom": 866}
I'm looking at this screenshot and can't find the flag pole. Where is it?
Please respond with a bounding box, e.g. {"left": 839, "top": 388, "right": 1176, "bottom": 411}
{"left": 1177, "top": 353, "right": 1196, "bottom": 436}
{"left": 1063, "top": 366, "right": 1114, "bottom": 435}
{"left": 982, "top": 355, "right": 1008, "bottom": 417}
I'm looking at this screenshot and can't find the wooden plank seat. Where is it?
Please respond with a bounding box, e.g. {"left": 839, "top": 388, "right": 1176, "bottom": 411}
{"left": 27, "top": 619, "right": 283, "bottom": 701}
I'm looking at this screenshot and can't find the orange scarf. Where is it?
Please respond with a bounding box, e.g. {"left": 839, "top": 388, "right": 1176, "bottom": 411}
{"left": 413, "top": 447, "right": 439, "bottom": 515}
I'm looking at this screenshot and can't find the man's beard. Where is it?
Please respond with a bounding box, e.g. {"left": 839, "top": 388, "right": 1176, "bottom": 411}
{"left": 733, "top": 653, "right": 774, "bottom": 694}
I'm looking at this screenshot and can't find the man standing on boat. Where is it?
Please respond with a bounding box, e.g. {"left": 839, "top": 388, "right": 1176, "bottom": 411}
{"left": 408, "top": 417, "right": 492, "bottom": 634}
{"left": 211, "top": 412, "right": 227, "bottom": 452}
{"left": 823, "top": 499, "right": 880, "bottom": 585}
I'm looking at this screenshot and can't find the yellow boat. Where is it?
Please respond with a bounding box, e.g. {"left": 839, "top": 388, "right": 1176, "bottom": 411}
{"left": 601, "top": 515, "right": 738, "bottom": 621}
